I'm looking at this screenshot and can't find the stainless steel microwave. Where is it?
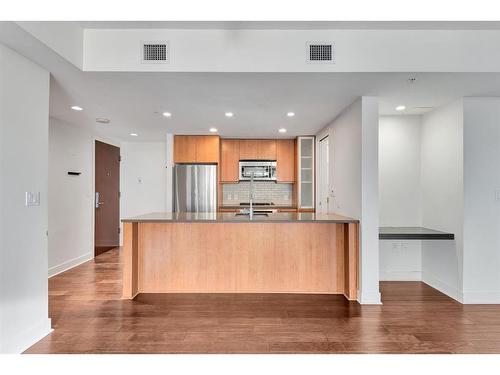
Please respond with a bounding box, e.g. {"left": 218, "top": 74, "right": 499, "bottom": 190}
{"left": 239, "top": 161, "right": 277, "bottom": 181}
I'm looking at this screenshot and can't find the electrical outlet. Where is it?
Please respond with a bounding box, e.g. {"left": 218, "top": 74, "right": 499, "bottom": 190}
{"left": 495, "top": 189, "right": 500, "bottom": 201}
{"left": 25, "top": 192, "right": 40, "bottom": 206}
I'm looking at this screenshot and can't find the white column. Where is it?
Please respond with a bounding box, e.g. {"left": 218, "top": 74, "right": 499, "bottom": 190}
{"left": 166, "top": 133, "right": 174, "bottom": 212}
{"left": 358, "top": 96, "right": 382, "bottom": 304}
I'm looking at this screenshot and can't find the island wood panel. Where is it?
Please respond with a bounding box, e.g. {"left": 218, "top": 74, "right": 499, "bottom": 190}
{"left": 122, "top": 222, "right": 139, "bottom": 299}
{"left": 220, "top": 139, "right": 240, "bottom": 182}
{"left": 133, "top": 222, "right": 356, "bottom": 294}
{"left": 273, "top": 223, "right": 344, "bottom": 293}
{"left": 276, "top": 139, "right": 295, "bottom": 182}
{"left": 344, "top": 223, "right": 359, "bottom": 300}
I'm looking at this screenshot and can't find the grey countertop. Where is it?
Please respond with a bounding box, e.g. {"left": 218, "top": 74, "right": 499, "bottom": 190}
{"left": 122, "top": 212, "right": 358, "bottom": 223}
{"left": 219, "top": 205, "right": 297, "bottom": 210}
{"left": 379, "top": 227, "right": 454, "bottom": 240}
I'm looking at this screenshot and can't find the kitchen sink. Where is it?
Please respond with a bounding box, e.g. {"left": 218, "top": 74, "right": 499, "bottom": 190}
{"left": 234, "top": 212, "right": 269, "bottom": 217}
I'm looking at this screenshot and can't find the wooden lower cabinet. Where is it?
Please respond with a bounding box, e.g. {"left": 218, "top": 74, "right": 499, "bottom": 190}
{"left": 278, "top": 208, "right": 298, "bottom": 213}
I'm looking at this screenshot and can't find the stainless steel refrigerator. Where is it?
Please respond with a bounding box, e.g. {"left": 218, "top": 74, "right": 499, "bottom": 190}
{"left": 173, "top": 164, "right": 217, "bottom": 212}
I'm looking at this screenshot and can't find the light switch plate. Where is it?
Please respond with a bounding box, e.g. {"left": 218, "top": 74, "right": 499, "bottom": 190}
{"left": 495, "top": 189, "right": 500, "bottom": 201}
{"left": 25, "top": 191, "right": 40, "bottom": 206}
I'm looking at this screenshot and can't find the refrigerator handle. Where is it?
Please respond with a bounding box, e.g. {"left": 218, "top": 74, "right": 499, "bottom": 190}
{"left": 194, "top": 166, "right": 199, "bottom": 212}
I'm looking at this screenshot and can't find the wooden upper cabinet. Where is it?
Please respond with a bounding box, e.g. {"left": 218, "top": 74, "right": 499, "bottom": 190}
{"left": 173, "top": 135, "right": 219, "bottom": 163}
{"left": 220, "top": 139, "right": 240, "bottom": 182}
{"left": 174, "top": 135, "right": 197, "bottom": 163}
{"left": 239, "top": 140, "right": 259, "bottom": 160}
{"left": 276, "top": 139, "right": 296, "bottom": 183}
{"left": 196, "top": 136, "right": 220, "bottom": 163}
{"left": 258, "top": 140, "right": 277, "bottom": 160}
{"left": 239, "top": 139, "right": 276, "bottom": 160}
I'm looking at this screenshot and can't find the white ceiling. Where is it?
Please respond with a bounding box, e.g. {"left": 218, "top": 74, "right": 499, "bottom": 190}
{"left": 50, "top": 71, "right": 500, "bottom": 141}
{"left": 4, "top": 21, "right": 500, "bottom": 142}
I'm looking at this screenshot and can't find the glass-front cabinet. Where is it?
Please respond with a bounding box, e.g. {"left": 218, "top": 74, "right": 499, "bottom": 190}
{"left": 297, "top": 136, "right": 315, "bottom": 210}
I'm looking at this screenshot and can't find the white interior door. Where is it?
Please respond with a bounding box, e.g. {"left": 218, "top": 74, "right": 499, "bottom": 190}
{"left": 318, "top": 136, "right": 330, "bottom": 213}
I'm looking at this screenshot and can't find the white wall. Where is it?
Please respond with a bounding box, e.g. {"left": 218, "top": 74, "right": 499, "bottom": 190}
{"left": 48, "top": 120, "right": 170, "bottom": 269}
{"left": 317, "top": 99, "right": 362, "bottom": 218}
{"left": 421, "top": 99, "right": 464, "bottom": 302}
{"left": 84, "top": 29, "right": 500, "bottom": 72}
{"left": 462, "top": 98, "right": 500, "bottom": 303}
{"left": 16, "top": 21, "right": 84, "bottom": 69}
{"left": 379, "top": 116, "right": 422, "bottom": 226}
{"left": 120, "top": 142, "right": 167, "bottom": 244}
{"left": 48, "top": 118, "right": 94, "bottom": 277}
{"left": 316, "top": 97, "right": 380, "bottom": 304}
{"left": 0, "top": 44, "right": 51, "bottom": 353}
{"left": 379, "top": 115, "right": 422, "bottom": 281}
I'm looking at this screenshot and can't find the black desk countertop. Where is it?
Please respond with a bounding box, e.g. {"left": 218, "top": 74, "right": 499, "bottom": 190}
{"left": 379, "top": 227, "right": 454, "bottom": 240}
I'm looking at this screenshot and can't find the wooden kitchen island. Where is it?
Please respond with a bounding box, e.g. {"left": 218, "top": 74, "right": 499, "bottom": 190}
{"left": 122, "top": 212, "right": 359, "bottom": 301}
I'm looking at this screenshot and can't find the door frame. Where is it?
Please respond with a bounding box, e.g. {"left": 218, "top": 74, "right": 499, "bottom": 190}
{"left": 317, "top": 135, "right": 330, "bottom": 213}
{"left": 92, "top": 137, "right": 121, "bottom": 258}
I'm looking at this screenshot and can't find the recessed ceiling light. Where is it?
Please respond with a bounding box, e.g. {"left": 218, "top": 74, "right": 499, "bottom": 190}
{"left": 71, "top": 105, "right": 83, "bottom": 111}
{"left": 396, "top": 105, "right": 406, "bottom": 111}
{"left": 96, "top": 117, "right": 110, "bottom": 124}
{"left": 130, "top": 133, "right": 138, "bottom": 137}
{"left": 162, "top": 112, "right": 172, "bottom": 117}
{"left": 209, "top": 128, "right": 218, "bottom": 133}
{"left": 287, "top": 112, "right": 295, "bottom": 117}
{"left": 225, "top": 112, "right": 233, "bottom": 118}
{"left": 279, "top": 128, "right": 287, "bottom": 133}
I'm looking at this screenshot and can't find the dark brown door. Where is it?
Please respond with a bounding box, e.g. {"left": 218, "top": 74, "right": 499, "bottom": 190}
{"left": 94, "top": 140, "right": 120, "bottom": 256}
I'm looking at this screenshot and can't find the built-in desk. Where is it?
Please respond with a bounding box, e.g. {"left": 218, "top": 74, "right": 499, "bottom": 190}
{"left": 379, "top": 227, "right": 454, "bottom": 240}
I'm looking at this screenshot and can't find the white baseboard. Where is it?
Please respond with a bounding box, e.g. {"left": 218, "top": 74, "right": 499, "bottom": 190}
{"left": 0, "top": 318, "right": 52, "bottom": 353}
{"left": 462, "top": 291, "right": 500, "bottom": 304}
{"left": 422, "top": 272, "right": 463, "bottom": 303}
{"left": 358, "top": 290, "right": 382, "bottom": 305}
{"left": 380, "top": 270, "right": 422, "bottom": 281}
{"left": 48, "top": 252, "right": 93, "bottom": 278}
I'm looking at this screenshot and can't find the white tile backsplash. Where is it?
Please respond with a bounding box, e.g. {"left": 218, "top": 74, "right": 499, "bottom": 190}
{"left": 222, "top": 182, "right": 293, "bottom": 206}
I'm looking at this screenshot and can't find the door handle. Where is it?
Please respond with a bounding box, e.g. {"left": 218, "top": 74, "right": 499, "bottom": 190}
{"left": 95, "top": 192, "right": 104, "bottom": 208}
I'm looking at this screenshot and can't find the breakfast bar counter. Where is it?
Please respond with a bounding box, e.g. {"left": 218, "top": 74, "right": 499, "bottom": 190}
{"left": 122, "top": 211, "right": 359, "bottom": 223}
{"left": 122, "top": 212, "right": 359, "bottom": 301}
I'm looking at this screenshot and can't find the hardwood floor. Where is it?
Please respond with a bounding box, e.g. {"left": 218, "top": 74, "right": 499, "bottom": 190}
{"left": 25, "top": 248, "right": 500, "bottom": 354}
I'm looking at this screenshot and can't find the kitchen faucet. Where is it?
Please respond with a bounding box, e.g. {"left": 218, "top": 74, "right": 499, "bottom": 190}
{"left": 249, "top": 171, "right": 254, "bottom": 219}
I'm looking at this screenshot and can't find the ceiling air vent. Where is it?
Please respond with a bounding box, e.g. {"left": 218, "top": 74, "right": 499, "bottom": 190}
{"left": 307, "top": 42, "right": 334, "bottom": 63}
{"left": 141, "top": 42, "right": 169, "bottom": 63}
